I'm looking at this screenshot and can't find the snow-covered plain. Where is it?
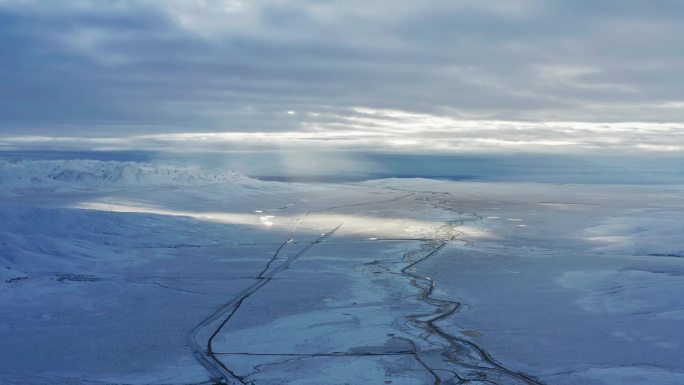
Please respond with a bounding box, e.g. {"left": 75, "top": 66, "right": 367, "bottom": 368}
{"left": 1, "top": 160, "right": 684, "bottom": 385}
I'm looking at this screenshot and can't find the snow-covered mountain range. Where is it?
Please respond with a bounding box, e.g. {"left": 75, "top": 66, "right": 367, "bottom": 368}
{"left": 0, "top": 160, "right": 246, "bottom": 189}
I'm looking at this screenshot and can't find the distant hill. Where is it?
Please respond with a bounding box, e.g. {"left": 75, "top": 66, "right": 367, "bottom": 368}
{"left": 0, "top": 160, "right": 247, "bottom": 189}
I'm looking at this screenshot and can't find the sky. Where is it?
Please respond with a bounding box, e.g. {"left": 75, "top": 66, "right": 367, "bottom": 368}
{"left": 1, "top": 0, "right": 683, "bottom": 153}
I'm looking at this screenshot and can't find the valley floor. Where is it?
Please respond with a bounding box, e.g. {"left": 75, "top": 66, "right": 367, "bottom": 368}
{"left": 2, "top": 161, "right": 684, "bottom": 385}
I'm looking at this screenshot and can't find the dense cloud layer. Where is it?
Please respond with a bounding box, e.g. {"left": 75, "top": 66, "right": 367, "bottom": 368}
{"left": 1, "top": 1, "right": 683, "bottom": 151}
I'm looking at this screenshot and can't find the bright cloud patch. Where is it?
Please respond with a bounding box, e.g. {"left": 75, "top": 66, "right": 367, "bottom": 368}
{"left": 2, "top": 107, "right": 684, "bottom": 153}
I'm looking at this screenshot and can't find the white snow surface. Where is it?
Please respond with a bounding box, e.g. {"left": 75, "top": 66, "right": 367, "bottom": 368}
{"left": 2, "top": 160, "right": 684, "bottom": 385}
{"left": 0, "top": 159, "right": 246, "bottom": 189}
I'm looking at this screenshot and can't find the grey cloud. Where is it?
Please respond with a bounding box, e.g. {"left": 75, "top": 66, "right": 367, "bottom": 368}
{"left": 0, "top": 0, "right": 683, "bottom": 137}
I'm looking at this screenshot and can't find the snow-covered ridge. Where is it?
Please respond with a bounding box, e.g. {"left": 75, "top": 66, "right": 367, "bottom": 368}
{"left": 0, "top": 159, "right": 247, "bottom": 189}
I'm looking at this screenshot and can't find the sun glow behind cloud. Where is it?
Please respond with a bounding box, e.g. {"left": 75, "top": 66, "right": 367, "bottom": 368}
{"left": 2, "top": 107, "right": 684, "bottom": 154}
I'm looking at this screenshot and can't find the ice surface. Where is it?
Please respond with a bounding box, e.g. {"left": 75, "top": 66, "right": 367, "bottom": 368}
{"left": 2, "top": 160, "right": 684, "bottom": 384}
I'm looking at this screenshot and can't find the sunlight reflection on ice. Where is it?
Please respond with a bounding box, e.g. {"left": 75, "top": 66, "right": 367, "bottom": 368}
{"left": 72, "top": 201, "right": 491, "bottom": 239}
